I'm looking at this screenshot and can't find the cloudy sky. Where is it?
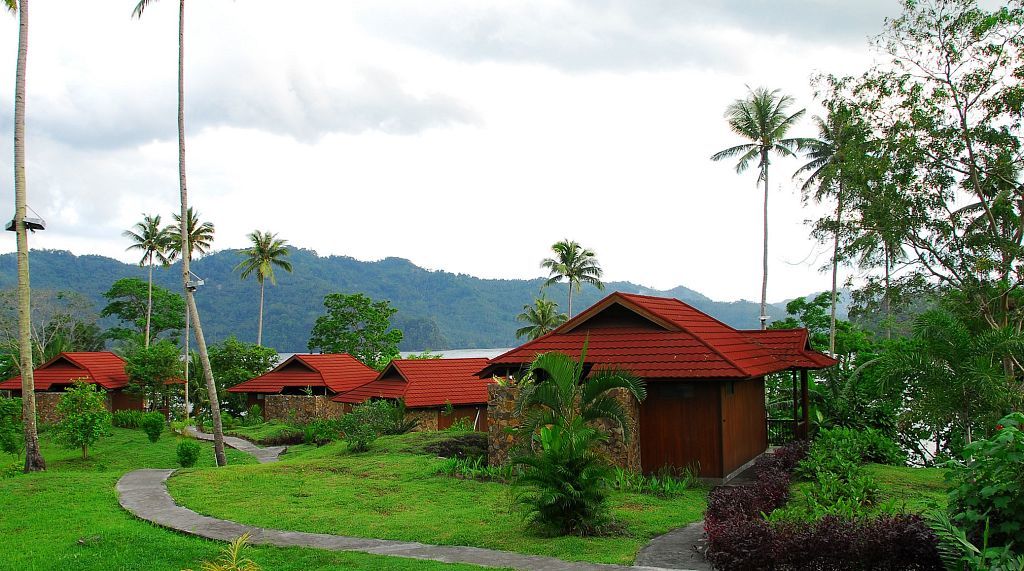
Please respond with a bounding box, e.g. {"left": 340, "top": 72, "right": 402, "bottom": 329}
{"left": 0, "top": 0, "right": 904, "bottom": 302}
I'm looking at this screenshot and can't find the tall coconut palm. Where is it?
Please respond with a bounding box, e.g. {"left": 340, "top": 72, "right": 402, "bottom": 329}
{"left": 712, "top": 87, "right": 807, "bottom": 329}
{"left": 6, "top": 0, "right": 44, "bottom": 472}
{"left": 540, "top": 240, "right": 604, "bottom": 318}
{"left": 234, "top": 230, "right": 293, "bottom": 346}
{"left": 134, "top": 0, "right": 226, "bottom": 466}
{"left": 123, "top": 214, "right": 171, "bottom": 348}
{"left": 167, "top": 207, "right": 214, "bottom": 260}
{"left": 515, "top": 295, "right": 568, "bottom": 340}
{"left": 794, "top": 105, "right": 867, "bottom": 353}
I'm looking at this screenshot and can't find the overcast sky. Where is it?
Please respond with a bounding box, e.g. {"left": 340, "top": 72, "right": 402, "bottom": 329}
{"left": 0, "top": 0, "right": 905, "bottom": 302}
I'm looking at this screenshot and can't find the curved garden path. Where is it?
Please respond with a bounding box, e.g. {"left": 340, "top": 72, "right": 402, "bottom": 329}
{"left": 117, "top": 430, "right": 701, "bottom": 571}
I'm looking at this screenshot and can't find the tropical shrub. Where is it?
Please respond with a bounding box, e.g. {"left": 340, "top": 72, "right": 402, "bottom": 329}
{"left": 447, "top": 417, "right": 474, "bottom": 432}
{"left": 183, "top": 532, "right": 261, "bottom": 571}
{"left": 929, "top": 509, "right": 1024, "bottom": 571}
{"left": 435, "top": 455, "right": 518, "bottom": 482}
{"left": 375, "top": 399, "right": 417, "bottom": 435}
{"left": 511, "top": 348, "right": 645, "bottom": 536}
{"left": 243, "top": 404, "right": 262, "bottom": 426}
{"left": 177, "top": 438, "right": 202, "bottom": 468}
{"left": 611, "top": 466, "right": 698, "bottom": 496}
{"left": 53, "top": 381, "right": 111, "bottom": 459}
{"left": 0, "top": 396, "right": 22, "bottom": 456}
{"left": 947, "top": 413, "right": 1024, "bottom": 550}
{"left": 303, "top": 419, "right": 341, "bottom": 446}
{"left": 338, "top": 402, "right": 384, "bottom": 452}
{"left": 140, "top": 412, "right": 165, "bottom": 443}
{"left": 111, "top": 409, "right": 145, "bottom": 429}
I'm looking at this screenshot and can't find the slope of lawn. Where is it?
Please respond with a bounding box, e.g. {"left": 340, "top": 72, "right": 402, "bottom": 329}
{"left": 0, "top": 427, "right": 493, "bottom": 571}
{"left": 865, "top": 463, "right": 949, "bottom": 512}
{"left": 168, "top": 430, "right": 708, "bottom": 566}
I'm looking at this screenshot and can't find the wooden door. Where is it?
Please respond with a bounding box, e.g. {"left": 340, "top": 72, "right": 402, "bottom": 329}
{"left": 640, "top": 381, "right": 722, "bottom": 478}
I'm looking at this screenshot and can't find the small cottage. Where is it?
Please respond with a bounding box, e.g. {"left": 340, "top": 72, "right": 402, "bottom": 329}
{"left": 481, "top": 292, "right": 835, "bottom": 482}
{"left": 228, "top": 353, "right": 378, "bottom": 422}
{"left": 333, "top": 357, "right": 492, "bottom": 431}
{"left": 0, "top": 352, "right": 142, "bottom": 422}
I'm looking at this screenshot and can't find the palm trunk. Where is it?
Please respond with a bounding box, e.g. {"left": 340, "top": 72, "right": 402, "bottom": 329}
{"left": 184, "top": 307, "right": 189, "bottom": 419}
{"left": 829, "top": 186, "right": 844, "bottom": 355}
{"left": 14, "top": 0, "right": 43, "bottom": 473}
{"left": 176, "top": 0, "right": 225, "bottom": 465}
{"left": 145, "top": 255, "right": 153, "bottom": 348}
{"left": 567, "top": 282, "right": 573, "bottom": 319}
{"left": 884, "top": 243, "right": 892, "bottom": 340}
{"left": 256, "top": 279, "right": 264, "bottom": 346}
{"left": 760, "top": 162, "right": 769, "bottom": 330}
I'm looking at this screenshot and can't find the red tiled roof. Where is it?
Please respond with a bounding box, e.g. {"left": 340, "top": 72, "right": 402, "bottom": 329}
{"left": 227, "top": 353, "right": 378, "bottom": 394}
{"left": 0, "top": 352, "right": 129, "bottom": 391}
{"left": 745, "top": 329, "right": 838, "bottom": 369}
{"left": 482, "top": 292, "right": 835, "bottom": 379}
{"left": 333, "top": 358, "right": 492, "bottom": 408}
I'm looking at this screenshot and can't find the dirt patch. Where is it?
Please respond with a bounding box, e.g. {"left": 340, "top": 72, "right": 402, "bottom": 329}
{"left": 422, "top": 433, "right": 488, "bottom": 459}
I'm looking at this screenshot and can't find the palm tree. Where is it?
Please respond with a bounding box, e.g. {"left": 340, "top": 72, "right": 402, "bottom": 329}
{"left": 234, "top": 230, "right": 293, "bottom": 346}
{"left": 540, "top": 240, "right": 604, "bottom": 318}
{"left": 6, "top": 0, "right": 44, "bottom": 472}
{"left": 515, "top": 295, "right": 567, "bottom": 340}
{"left": 167, "top": 207, "right": 214, "bottom": 260}
{"left": 794, "top": 105, "right": 867, "bottom": 353}
{"left": 123, "top": 214, "right": 171, "bottom": 348}
{"left": 712, "top": 87, "right": 807, "bottom": 329}
{"left": 134, "top": 0, "right": 226, "bottom": 466}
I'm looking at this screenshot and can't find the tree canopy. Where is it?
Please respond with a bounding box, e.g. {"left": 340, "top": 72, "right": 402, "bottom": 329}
{"left": 307, "top": 293, "right": 403, "bottom": 370}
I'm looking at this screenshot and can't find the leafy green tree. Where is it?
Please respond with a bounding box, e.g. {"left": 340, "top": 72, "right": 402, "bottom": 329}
{"left": 0, "top": 396, "right": 22, "bottom": 456}
{"left": 100, "top": 278, "right": 185, "bottom": 343}
{"left": 124, "top": 339, "right": 182, "bottom": 411}
{"left": 307, "top": 293, "right": 403, "bottom": 370}
{"left": 234, "top": 230, "right": 292, "bottom": 346}
{"left": 133, "top": 0, "right": 227, "bottom": 466}
{"left": 513, "top": 348, "right": 645, "bottom": 535}
{"left": 207, "top": 336, "right": 277, "bottom": 413}
{"left": 540, "top": 239, "right": 604, "bottom": 318}
{"left": 711, "top": 86, "right": 808, "bottom": 329}
{"left": 53, "top": 381, "right": 111, "bottom": 459}
{"left": 515, "top": 295, "right": 567, "bottom": 340}
{"left": 123, "top": 214, "right": 172, "bottom": 348}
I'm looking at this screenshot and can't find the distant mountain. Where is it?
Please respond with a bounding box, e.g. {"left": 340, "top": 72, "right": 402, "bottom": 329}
{"left": 0, "top": 249, "right": 845, "bottom": 352}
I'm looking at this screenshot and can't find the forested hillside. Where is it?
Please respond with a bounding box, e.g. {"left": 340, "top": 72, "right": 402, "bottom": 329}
{"left": 0, "top": 249, "right": 830, "bottom": 351}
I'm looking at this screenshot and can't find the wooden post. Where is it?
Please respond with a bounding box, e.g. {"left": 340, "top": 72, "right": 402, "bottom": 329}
{"left": 800, "top": 369, "right": 810, "bottom": 439}
{"left": 791, "top": 370, "right": 798, "bottom": 441}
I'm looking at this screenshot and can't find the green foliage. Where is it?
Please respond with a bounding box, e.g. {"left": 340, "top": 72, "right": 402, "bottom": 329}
{"left": 337, "top": 403, "right": 382, "bottom": 452}
{"left": 0, "top": 396, "right": 22, "bottom": 456}
{"left": 947, "top": 413, "right": 1024, "bottom": 551}
{"left": 929, "top": 509, "right": 1024, "bottom": 571}
{"left": 303, "top": 419, "right": 341, "bottom": 446}
{"left": 243, "top": 404, "right": 262, "bottom": 426}
{"left": 540, "top": 239, "right": 604, "bottom": 317}
{"left": 183, "top": 532, "right": 261, "bottom": 571}
{"left": 435, "top": 455, "right": 519, "bottom": 482}
{"left": 124, "top": 338, "right": 182, "bottom": 406}
{"left": 100, "top": 277, "right": 184, "bottom": 342}
{"left": 447, "top": 417, "right": 473, "bottom": 432}
{"left": 307, "top": 293, "right": 403, "bottom": 370}
{"left": 177, "top": 438, "right": 202, "bottom": 468}
{"left": 140, "top": 412, "right": 165, "bottom": 443}
{"left": 208, "top": 336, "right": 278, "bottom": 413}
{"left": 111, "top": 409, "right": 145, "bottom": 429}
{"left": 53, "top": 381, "right": 111, "bottom": 459}
{"left": 515, "top": 295, "right": 567, "bottom": 340}
{"left": 610, "top": 467, "right": 698, "bottom": 497}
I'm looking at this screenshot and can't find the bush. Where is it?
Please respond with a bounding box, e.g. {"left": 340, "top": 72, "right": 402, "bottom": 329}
{"left": 435, "top": 455, "right": 519, "bottom": 482}
{"left": 338, "top": 403, "right": 383, "bottom": 452}
{"left": 177, "top": 438, "right": 202, "bottom": 467}
{"left": 0, "top": 396, "right": 22, "bottom": 456}
{"left": 243, "top": 404, "right": 262, "bottom": 426}
{"left": 447, "top": 417, "right": 474, "bottom": 432}
{"left": 53, "top": 381, "right": 111, "bottom": 459}
{"left": 610, "top": 466, "right": 697, "bottom": 496}
{"left": 376, "top": 399, "right": 418, "bottom": 435}
{"left": 304, "top": 419, "right": 341, "bottom": 446}
{"left": 947, "top": 412, "right": 1024, "bottom": 549}
{"left": 111, "top": 409, "right": 145, "bottom": 429}
{"left": 140, "top": 412, "right": 165, "bottom": 443}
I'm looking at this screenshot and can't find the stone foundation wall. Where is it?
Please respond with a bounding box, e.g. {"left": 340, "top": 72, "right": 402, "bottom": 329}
{"left": 264, "top": 395, "right": 345, "bottom": 423}
{"left": 406, "top": 409, "right": 439, "bottom": 431}
{"left": 486, "top": 384, "right": 641, "bottom": 471}
{"left": 35, "top": 392, "right": 63, "bottom": 425}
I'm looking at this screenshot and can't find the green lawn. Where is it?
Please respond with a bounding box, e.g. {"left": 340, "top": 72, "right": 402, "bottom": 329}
{"left": 225, "top": 420, "right": 304, "bottom": 446}
{"left": 169, "top": 431, "right": 708, "bottom": 565}
{"left": 0, "top": 427, "right": 492, "bottom": 570}
{"left": 865, "top": 463, "right": 949, "bottom": 512}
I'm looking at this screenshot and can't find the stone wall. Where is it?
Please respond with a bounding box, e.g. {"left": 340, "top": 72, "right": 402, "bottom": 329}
{"left": 264, "top": 395, "right": 345, "bottom": 423}
{"left": 35, "top": 392, "right": 63, "bottom": 425}
{"left": 406, "top": 408, "right": 439, "bottom": 431}
{"left": 486, "top": 384, "right": 642, "bottom": 472}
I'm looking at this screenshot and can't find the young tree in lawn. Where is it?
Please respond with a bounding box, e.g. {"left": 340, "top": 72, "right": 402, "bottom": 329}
{"left": 540, "top": 240, "right": 604, "bottom": 318}
{"left": 5, "top": 0, "right": 44, "bottom": 471}
{"left": 514, "top": 347, "right": 645, "bottom": 535}
{"left": 515, "top": 295, "right": 568, "bottom": 340}
{"left": 134, "top": 0, "right": 226, "bottom": 465}
{"left": 101, "top": 278, "right": 185, "bottom": 344}
{"left": 307, "top": 293, "right": 403, "bottom": 370}
{"left": 123, "top": 214, "right": 172, "bottom": 348}
{"left": 53, "top": 381, "right": 110, "bottom": 460}
{"left": 234, "top": 230, "right": 292, "bottom": 347}
{"left": 712, "top": 87, "right": 808, "bottom": 329}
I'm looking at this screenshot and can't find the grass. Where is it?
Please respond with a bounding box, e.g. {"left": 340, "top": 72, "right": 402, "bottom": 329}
{"left": 224, "top": 421, "right": 304, "bottom": 446}
{"left": 865, "top": 463, "right": 949, "bottom": 512}
{"left": 0, "top": 426, "right": 492, "bottom": 570}
{"left": 169, "top": 431, "right": 708, "bottom": 565}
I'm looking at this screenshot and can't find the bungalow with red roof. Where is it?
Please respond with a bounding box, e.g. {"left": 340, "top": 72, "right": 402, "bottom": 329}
{"left": 333, "top": 358, "right": 492, "bottom": 431}
{"left": 228, "top": 353, "right": 378, "bottom": 422}
{"left": 481, "top": 292, "right": 835, "bottom": 482}
{"left": 0, "top": 352, "right": 143, "bottom": 423}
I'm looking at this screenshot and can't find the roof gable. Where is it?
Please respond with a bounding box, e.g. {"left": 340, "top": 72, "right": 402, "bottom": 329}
{"left": 0, "top": 351, "right": 128, "bottom": 391}
{"left": 228, "top": 353, "right": 378, "bottom": 394}
{"left": 334, "top": 358, "right": 491, "bottom": 407}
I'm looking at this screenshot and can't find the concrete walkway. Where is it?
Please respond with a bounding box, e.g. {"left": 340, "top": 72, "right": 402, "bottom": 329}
{"left": 185, "top": 427, "right": 286, "bottom": 463}
{"left": 116, "top": 469, "right": 684, "bottom": 571}
{"left": 633, "top": 523, "right": 711, "bottom": 570}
